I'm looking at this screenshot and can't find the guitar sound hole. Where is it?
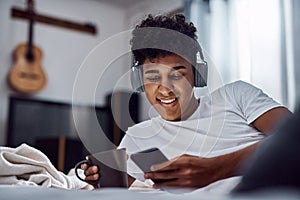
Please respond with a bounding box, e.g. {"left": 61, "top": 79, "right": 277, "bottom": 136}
{"left": 20, "top": 72, "right": 40, "bottom": 80}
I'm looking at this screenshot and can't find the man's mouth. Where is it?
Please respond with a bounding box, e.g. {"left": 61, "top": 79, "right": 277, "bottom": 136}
{"left": 157, "top": 97, "right": 177, "bottom": 105}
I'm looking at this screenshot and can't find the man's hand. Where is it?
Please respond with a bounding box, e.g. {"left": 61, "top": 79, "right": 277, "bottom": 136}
{"left": 144, "top": 142, "right": 262, "bottom": 189}
{"left": 81, "top": 163, "right": 100, "bottom": 188}
{"left": 144, "top": 154, "right": 223, "bottom": 188}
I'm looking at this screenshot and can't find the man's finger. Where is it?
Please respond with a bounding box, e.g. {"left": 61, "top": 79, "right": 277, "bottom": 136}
{"left": 84, "top": 165, "right": 99, "bottom": 176}
{"left": 85, "top": 173, "right": 100, "bottom": 181}
{"left": 81, "top": 163, "right": 88, "bottom": 170}
{"left": 152, "top": 178, "right": 182, "bottom": 188}
{"left": 150, "top": 160, "right": 175, "bottom": 171}
{"left": 145, "top": 170, "right": 178, "bottom": 180}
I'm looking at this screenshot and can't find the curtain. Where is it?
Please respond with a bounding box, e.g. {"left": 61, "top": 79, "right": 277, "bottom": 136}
{"left": 184, "top": 0, "right": 297, "bottom": 110}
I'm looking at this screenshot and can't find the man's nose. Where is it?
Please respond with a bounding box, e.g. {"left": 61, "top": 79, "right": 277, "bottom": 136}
{"left": 158, "top": 78, "right": 173, "bottom": 95}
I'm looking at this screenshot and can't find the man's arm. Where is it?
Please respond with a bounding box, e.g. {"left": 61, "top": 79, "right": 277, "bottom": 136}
{"left": 145, "top": 107, "right": 292, "bottom": 188}
{"left": 214, "top": 107, "right": 292, "bottom": 180}
{"left": 252, "top": 106, "right": 291, "bottom": 133}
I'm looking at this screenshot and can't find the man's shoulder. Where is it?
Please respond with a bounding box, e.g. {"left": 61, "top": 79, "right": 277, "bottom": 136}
{"left": 223, "top": 80, "right": 253, "bottom": 89}
{"left": 210, "top": 80, "right": 257, "bottom": 95}
{"left": 202, "top": 80, "right": 259, "bottom": 105}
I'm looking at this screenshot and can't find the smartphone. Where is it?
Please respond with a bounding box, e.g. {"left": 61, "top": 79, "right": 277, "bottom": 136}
{"left": 130, "top": 147, "right": 168, "bottom": 173}
{"left": 130, "top": 147, "right": 177, "bottom": 183}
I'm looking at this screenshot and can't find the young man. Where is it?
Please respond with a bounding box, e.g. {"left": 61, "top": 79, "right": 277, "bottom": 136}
{"left": 82, "top": 14, "right": 291, "bottom": 192}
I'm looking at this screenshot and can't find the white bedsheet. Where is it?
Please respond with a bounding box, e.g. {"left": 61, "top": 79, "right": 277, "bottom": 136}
{"left": 0, "top": 185, "right": 300, "bottom": 200}
{"left": 0, "top": 144, "right": 92, "bottom": 190}
{"left": 1, "top": 144, "right": 300, "bottom": 199}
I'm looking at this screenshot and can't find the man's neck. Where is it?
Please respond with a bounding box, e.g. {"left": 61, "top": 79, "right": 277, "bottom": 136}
{"left": 180, "top": 96, "right": 199, "bottom": 121}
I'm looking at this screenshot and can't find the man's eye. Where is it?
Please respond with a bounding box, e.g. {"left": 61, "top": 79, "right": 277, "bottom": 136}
{"left": 169, "top": 74, "right": 184, "bottom": 80}
{"left": 147, "top": 76, "right": 160, "bottom": 82}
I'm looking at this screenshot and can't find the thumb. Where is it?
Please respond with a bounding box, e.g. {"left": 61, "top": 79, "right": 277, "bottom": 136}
{"left": 150, "top": 160, "right": 172, "bottom": 171}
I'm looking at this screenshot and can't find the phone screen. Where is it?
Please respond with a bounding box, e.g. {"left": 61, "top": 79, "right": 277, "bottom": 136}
{"left": 130, "top": 147, "right": 168, "bottom": 173}
{"left": 130, "top": 148, "right": 178, "bottom": 183}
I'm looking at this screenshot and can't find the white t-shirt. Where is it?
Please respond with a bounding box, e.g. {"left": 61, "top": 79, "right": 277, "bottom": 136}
{"left": 119, "top": 81, "right": 283, "bottom": 191}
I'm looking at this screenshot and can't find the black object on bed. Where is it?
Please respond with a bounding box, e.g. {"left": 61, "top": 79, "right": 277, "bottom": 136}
{"left": 232, "top": 106, "right": 300, "bottom": 193}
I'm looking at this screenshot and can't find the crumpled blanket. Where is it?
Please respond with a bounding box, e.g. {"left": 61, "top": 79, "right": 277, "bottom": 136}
{"left": 0, "top": 143, "right": 92, "bottom": 190}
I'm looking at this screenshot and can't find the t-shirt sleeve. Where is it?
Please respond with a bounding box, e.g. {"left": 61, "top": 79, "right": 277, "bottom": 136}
{"left": 229, "top": 81, "right": 283, "bottom": 124}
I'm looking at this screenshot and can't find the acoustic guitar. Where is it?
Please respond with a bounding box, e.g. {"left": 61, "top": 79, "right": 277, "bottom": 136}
{"left": 8, "top": 0, "right": 46, "bottom": 93}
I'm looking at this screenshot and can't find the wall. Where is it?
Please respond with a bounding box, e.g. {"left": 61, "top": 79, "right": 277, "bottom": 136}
{"left": 0, "top": 0, "right": 128, "bottom": 145}
{"left": 0, "top": 0, "right": 183, "bottom": 145}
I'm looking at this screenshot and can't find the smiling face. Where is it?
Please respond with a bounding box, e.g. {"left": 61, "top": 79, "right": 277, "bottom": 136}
{"left": 142, "top": 54, "right": 199, "bottom": 121}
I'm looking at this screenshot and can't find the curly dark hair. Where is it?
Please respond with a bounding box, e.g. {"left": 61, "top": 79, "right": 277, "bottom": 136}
{"left": 130, "top": 14, "right": 200, "bottom": 65}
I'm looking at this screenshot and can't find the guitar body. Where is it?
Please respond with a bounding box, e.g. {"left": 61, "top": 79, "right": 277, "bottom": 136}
{"left": 8, "top": 43, "right": 47, "bottom": 93}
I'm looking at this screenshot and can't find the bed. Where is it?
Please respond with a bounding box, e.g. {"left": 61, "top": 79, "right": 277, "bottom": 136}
{"left": 1, "top": 185, "right": 300, "bottom": 200}
{"left": 1, "top": 132, "right": 300, "bottom": 200}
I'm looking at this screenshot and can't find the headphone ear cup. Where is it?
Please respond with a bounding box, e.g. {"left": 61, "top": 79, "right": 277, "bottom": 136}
{"left": 130, "top": 65, "right": 145, "bottom": 92}
{"left": 194, "top": 62, "right": 208, "bottom": 87}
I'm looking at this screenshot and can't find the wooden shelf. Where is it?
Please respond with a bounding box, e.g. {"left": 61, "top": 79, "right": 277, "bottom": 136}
{"left": 11, "top": 7, "right": 97, "bottom": 35}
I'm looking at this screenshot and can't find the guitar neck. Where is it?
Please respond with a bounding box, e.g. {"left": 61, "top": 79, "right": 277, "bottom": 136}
{"left": 25, "top": 0, "right": 35, "bottom": 62}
